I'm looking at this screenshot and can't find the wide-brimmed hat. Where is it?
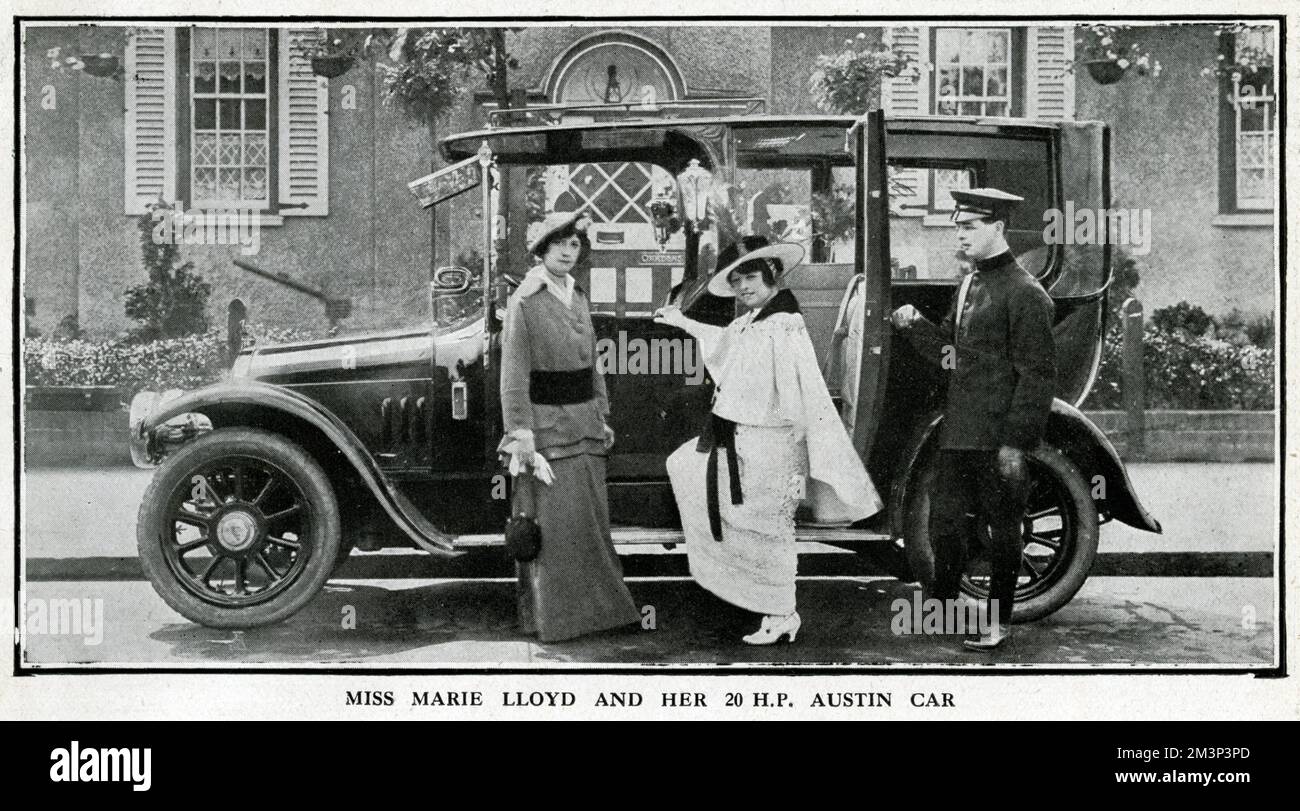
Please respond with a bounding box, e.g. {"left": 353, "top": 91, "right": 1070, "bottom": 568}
{"left": 527, "top": 210, "right": 593, "bottom": 257}
{"left": 950, "top": 187, "right": 1024, "bottom": 223}
{"left": 706, "top": 235, "right": 805, "bottom": 297}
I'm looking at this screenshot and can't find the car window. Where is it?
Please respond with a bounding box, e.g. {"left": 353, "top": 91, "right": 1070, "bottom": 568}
{"left": 888, "top": 132, "right": 1055, "bottom": 282}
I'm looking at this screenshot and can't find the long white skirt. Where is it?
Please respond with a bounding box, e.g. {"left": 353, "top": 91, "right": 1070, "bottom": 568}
{"left": 666, "top": 423, "right": 806, "bottom": 616}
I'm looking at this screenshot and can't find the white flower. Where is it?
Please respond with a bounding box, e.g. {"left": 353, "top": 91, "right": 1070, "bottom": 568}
{"left": 1100, "top": 36, "right": 1113, "bottom": 46}
{"left": 1106, "top": 51, "right": 1117, "bottom": 60}
{"left": 1117, "top": 58, "right": 1130, "bottom": 69}
{"left": 46, "top": 47, "right": 60, "bottom": 58}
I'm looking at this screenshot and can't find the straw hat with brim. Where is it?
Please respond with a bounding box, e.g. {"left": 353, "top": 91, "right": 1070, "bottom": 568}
{"left": 706, "top": 236, "right": 806, "bottom": 297}
{"left": 528, "top": 210, "right": 593, "bottom": 257}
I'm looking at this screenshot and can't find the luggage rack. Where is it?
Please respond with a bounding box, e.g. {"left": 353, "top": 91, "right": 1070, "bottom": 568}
{"left": 486, "top": 97, "right": 768, "bottom": 128}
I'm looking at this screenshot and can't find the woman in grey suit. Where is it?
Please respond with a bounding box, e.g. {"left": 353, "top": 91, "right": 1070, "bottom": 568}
{"left": 498, "top": 210, "right": 641, "bottom": 642}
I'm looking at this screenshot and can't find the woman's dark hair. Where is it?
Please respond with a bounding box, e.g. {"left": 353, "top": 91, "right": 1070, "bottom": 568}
{"left": 531, "top": 221, "right": 591, "bottom": 260}
{"left": 727, "top": 257, "right": 781, "bottom": 288}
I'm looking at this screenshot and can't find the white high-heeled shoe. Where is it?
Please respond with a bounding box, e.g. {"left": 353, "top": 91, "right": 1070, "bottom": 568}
{"left": 742, "top": 611, "right": 801, "bottom": 645}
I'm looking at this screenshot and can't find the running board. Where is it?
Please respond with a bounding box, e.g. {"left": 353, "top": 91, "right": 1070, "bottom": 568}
{"left": 453, "top": 526, "right": 892, "bottom": 549}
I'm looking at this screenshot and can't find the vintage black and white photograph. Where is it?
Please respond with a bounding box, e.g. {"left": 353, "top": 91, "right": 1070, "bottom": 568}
{"left": 6, "top": 4, "right": 1290, "bottom": 708}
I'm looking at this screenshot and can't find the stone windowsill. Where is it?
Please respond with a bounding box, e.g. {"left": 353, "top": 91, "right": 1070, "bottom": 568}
{"left": 1211, "top": 212, "right": 1273, "bottom": 228}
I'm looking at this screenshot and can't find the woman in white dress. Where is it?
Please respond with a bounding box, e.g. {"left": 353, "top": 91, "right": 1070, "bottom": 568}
{"left": 655, "top": 236, "right": 883, "bottom": 645}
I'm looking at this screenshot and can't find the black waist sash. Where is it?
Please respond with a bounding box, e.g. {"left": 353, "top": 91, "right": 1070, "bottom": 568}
{"left": 696, "top": 413, "right": 744, "bottom": 542}
{"left": 530, "top": 368, "right": 594, "bottom": 405}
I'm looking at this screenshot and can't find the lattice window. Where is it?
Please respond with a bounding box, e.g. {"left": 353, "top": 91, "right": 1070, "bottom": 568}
{"left": 190, "top": 27, "right": 270, "bottom": 209}
{"left": 934, "top": 29, "right": 1013, "bottom": 117}
{"left": 560, "top": 163, "right": 655, "bottom": 224}
{"left": 1231, "top": 29, "right": 1275, "bottom": 211}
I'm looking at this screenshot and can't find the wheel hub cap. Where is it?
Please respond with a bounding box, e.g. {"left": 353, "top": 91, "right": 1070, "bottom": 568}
{"left": 216, "top": 510, "right": 259, "bottom": 552}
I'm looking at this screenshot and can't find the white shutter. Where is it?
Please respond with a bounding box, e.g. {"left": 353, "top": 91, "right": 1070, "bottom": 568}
{"left": 123, "top": 28, "right": 176, "bottom": 214}
{"left": 278, "top": 28, "right": 330, "bottom": 216}
{"left": 883, "top": 26, "right": 930, "bottom": 115}
{"left": 1027, "top": 27, "right": 1075, "bottom": 121}
{"left": 883, "top": 27, "right": 931, "bottom": 216}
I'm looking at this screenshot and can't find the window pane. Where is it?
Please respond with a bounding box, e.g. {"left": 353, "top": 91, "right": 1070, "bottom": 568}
{"left": 987, "top": 67, "right": 1008, "bottom": 98}
{"left": 244, "top": 61, "right": 266, "bottom": 94}
{"left": 244, "top": 167, "right": 268, "bottom": 201}
{"left": 985, "top": 101, "right": 1009, "bottom": 116}
{"left": 194, "top": 134, "right": 217, "bottom": 166}
{"left": 218, "top": 28, "right": 242, "bottom": 60}
{"left": 220, "top": 99, "right": 240, "bottom": 129}
{"left": 193, "top": 28, "right": 216, "bottom": 59}
{"left": 220, "top": 134, "right": 240, "bottom": 166}
{"left": 962, "top": 66, "right": 984, "bottom": 96}
{"left": 960, "top": 101, "right": 984, "bottom": 115}
{"left": 936, "top": 29, "right": 962, "bottom": 63}
{"left": 219, "top": 168, "right": 241, "bottom": 199}
{"left": 219, "top": 61, "right": 241, "bottom": 94}
{"left": 245, "top": 99, "right": 266, "bottom": 130}
{"left": 242, "top": 29, "right": 267, "bottom": 61}
{"left": 244, "top": 133, "right": 268, "bottom": 167}
{"left": 194, "top": 99, "right": 216, "bottom": 130}
{"left": 987, "top": 31, "right": 1009, "bottom": 63}
{"left": 194, "top": 167, "right": 217, "bottom": 202}
{"left": 193, "top": 61, "right": 216, "bottom": 93}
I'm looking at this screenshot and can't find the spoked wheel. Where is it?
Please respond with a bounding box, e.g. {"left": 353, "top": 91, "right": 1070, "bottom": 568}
{"left": 137, "top": 428, "right": 340, "bottom": 628}
{"left": 904, "top": 444, "right": 1099, "bottom": 623}
{"left": 960, "top": 446, "right": 1098, "bottom": 621}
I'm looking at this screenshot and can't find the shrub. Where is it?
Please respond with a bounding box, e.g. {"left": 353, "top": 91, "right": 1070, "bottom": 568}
{"left": 124, "top": 201, "right": 212, "bottom": 340}
{"left": 1088, "top": 312, "right": 1275, "bottom": 411}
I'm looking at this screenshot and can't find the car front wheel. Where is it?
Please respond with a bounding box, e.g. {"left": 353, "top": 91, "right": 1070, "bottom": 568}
{"left": 136, "top": 427, "right": 341, "bottom": 628}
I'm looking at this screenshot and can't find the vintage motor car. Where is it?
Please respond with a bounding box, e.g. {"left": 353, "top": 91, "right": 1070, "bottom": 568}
{"left": 129, "top": 104, "right": 1162, "bottom": 629}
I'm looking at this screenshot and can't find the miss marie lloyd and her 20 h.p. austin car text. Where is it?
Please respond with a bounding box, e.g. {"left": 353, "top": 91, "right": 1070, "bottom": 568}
{"left": 128, "top": 105, "right": 1160, "bottom": 630}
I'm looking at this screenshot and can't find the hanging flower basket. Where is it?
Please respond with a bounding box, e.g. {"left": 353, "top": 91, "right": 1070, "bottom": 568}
{"left": 310, "top": 54, "right": 355, "bottom": 79}
{"left": 1085, "top": 59, "right": 1127, "bottom": 85}
{"left": 79, "top": 54, "right": 121, "bottom": 78}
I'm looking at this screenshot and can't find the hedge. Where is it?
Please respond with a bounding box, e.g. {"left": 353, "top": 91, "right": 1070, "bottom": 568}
{"left": 24, "top": 325, "right": 317, "bottom": 399}
{"left": 1087, "top": 325, "right": 1275, "bottom": 411}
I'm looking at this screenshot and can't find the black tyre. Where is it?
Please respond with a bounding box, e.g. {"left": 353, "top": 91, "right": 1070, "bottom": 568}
{"left": 903, "top": 443, "right": 1099, "bottom": 623}
{"left": 136, "top": 427, "right": 341, "bottom": 628}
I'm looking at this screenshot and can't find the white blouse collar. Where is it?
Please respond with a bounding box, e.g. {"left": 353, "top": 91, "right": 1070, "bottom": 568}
{"left": 526, "top": 266, "right": 575, "bottom": 307}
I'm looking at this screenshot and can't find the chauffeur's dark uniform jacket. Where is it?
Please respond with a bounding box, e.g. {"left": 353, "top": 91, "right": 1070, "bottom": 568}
{"left": 902, "top": 251, "right": 1057, "bottom": 450}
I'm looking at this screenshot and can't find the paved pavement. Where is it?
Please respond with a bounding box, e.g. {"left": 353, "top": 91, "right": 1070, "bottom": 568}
{"left": 20, "top": 576, "right": 1274, "bottom": 666}
{"left": 16, "top": 462, "right": 1280, "bottom": 668}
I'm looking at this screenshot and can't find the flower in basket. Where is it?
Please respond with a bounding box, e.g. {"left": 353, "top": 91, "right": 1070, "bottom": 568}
{"left": 1071, "top": 24, "right": 1161, "bottom": 83}
{"left": 1202, "top": 25, "right": 1274, "bottom": 88}
{"left": 810, "top": 32, "right": 919, "bottom": 114}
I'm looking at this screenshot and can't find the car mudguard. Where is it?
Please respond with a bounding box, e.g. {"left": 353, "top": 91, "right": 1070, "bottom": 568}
{"left": 134, "top": 380, "right": 461, "bottom": 556}
{"left": 890, "top": 399, "right": 1162, "bottom": 535}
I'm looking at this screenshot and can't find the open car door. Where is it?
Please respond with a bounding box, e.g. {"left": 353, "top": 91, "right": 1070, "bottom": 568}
{"left": 843, "top": 109, "right": 892, "bottom": 464}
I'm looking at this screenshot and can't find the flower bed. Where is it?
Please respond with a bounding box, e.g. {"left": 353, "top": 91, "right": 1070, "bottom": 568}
{"left": 24, "top": 325, "right": 317, "bottom": 399}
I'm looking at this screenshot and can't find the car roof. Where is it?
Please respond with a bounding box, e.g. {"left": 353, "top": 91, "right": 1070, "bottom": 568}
{"left": 439, "top": 113, "right": 1065, "bottom": 161}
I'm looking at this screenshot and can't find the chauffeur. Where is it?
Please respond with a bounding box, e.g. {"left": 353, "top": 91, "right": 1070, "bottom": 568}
{"left": 890, "top": 188, "right": 1057, "bottom": 650}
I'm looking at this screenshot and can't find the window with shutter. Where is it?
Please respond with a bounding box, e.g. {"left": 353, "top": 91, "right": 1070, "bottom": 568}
{"left": 123, "top": 26, "right": 329, "bottom": 218}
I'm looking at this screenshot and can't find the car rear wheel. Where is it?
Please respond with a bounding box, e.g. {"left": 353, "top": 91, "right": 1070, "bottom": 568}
{"left": 903, "top": 443, "right": 1099, "bottom": 623}
{"left": 136, "top": 427, "right": 341, "bottom": 628}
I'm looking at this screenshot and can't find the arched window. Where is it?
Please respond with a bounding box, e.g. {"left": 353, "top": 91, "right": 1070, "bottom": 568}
{"left": 546, "top": 32, "right": 685, "bottom": 107}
